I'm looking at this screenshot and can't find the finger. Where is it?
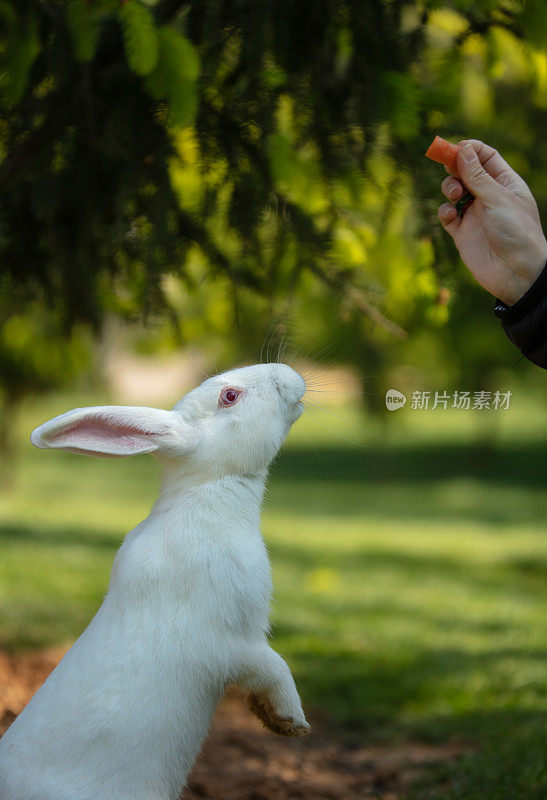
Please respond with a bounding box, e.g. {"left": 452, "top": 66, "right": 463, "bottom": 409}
{"left": 457, "top": 139, "right": 524, "bottom": 190}
{"left": 456, "top": 143, "right": 505, "bottom": 204}
{"left": 441, "top": 177, "right": 464, "bottom": 202}
{"left": 438, "top": 202, "right": 460, "bottom": 235}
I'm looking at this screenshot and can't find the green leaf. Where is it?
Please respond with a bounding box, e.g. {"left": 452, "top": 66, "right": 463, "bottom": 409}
{"left": 119, "top": 0, "right": 159, "bottom": 77}
{"left": 0, "top": 15, "right": 41, "bottom": 105}
{"left": 0, "top": 1, "right": 17, "bottom": 27}
{"left": 383, "top": 71, "right": 421, "bottom": 141}
{"left": 67, "top": 0, "right": 103, "bottom": 62}
{"left": 521, "top": 0, "right": 547, "bottom": 48}
{"left": 145, "top": 27, "right": 199, "bottom": 127}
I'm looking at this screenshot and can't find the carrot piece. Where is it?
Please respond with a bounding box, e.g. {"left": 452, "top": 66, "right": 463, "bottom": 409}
{"left": 425, "top": 135, "right": 460, "bottom": 173}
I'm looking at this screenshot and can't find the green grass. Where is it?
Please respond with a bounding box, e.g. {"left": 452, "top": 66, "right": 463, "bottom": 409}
{"left": 1, "top": 391, "right": 546, "bottom": 798}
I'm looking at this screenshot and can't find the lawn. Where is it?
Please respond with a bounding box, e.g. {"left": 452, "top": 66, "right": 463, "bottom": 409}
{"left": 0, "top": 390, "right": 546, "bottom": 798}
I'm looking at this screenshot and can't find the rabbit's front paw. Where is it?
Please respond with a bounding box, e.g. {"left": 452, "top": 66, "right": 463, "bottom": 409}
{"left": 248, "top": 692, "right": 311, "bottom": 737}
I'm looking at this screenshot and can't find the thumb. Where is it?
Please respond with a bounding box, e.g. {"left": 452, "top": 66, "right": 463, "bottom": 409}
{"left": 457, "top": 143, "right": 501, "bottom": 204}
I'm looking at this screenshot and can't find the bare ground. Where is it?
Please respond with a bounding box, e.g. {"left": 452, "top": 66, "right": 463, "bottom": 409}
{"left": 0, "top": 647, "right": 464, "bottom": 799}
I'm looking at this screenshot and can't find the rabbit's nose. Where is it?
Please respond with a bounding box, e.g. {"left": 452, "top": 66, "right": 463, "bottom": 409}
{"left": 272, "top": 365, "right": 306, "bottom": 400}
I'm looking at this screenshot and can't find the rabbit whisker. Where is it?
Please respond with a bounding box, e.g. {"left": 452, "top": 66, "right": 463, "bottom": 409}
{"left": 302, "top": 406, "right": 368, "bottom": 448}
{"left": 260, "top": 326, "right": 276, "bottom": 364}
{"left": 303, "top": 398, "right": 381, "bottom": 441}
{"left": 276, "top": 328, "right": 288, "bottom": 364}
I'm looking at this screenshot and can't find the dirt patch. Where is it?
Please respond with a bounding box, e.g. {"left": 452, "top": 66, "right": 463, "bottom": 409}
{"left": 183, "top": 692, "right": 463, "bottom": 800}
{"left": 0, "top": 647, "right": 464, "bottom": 799}
{"left": 0, "top": 645, "right": 71, "bottom": 734}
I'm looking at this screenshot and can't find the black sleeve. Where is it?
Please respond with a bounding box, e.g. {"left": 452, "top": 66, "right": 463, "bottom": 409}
{"left": 493, "top": 261, "right": 547, "bottom": 369}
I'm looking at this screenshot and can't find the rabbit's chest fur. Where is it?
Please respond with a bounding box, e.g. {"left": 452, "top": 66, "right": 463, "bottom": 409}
{"left": 111, "top": 516, "right": 272, "bottom": 646}
{"left": 111, "top": 474, "right": 272, "bottom": 639}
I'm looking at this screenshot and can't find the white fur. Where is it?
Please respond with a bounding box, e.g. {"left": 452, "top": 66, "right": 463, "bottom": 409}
{"left": 0, "top": 363, "right": 309, "bottom": 800}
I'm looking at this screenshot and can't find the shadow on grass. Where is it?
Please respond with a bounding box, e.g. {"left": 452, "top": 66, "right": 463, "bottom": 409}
{"left": 0, "top": 521, "right": 122, "bottom": 551}
{"left": 0, "top": 521, "right": 118, "bottom": 651}
{"left": 278, "top": 628, "right": 547, "bottom": 743}
{"left": 269, "top": 539, "right": 547, "bottom": 596}
{"left": 274, "top": 441, "right": 547, "bottom": 489}
{"left": 404, "top": 719, "right": 547, "bottom": 800}
{"left": 269, "top": 441, "right": 547, "bottom": 528}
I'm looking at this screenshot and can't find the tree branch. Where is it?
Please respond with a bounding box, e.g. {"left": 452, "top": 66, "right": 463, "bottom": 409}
{"left": 309, "top": 262, "right": 408, "bottom": 339}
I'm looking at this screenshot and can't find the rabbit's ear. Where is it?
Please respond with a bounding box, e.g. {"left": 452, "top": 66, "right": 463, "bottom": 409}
{"left": 30, "top": 406, "right": 196, "bottom": 459}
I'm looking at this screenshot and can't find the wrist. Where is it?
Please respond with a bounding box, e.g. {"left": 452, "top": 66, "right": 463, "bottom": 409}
{"left": 494, "top": 259, "right": 547, "bottom": 322}
{"left": 498, "top": 239, "right": 547, "bottom": 305}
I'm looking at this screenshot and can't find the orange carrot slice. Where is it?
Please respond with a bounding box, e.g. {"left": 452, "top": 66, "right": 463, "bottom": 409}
{"left": 425, "top": 136, "right": 460, "bottom": 173}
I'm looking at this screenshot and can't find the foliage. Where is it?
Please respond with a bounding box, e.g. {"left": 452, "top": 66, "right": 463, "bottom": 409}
{"left": 0, "top": 1, "right": 546, "bottom": 418}
{"left": 0, "top": 277, "right": 91, "bottom": 449}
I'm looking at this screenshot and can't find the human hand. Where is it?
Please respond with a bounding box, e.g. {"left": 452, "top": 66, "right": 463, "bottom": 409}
{"left": 437, "top": 139, "right": 547, "bottom": 306}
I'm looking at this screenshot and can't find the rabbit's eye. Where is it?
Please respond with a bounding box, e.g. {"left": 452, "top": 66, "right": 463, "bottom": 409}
{"left": 219, "top": 387, "right": 242, "bottom": 407}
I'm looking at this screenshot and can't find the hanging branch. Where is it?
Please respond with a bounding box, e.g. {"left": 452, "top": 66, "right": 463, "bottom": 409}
{"left": 308, "top": 262, "right": 408, "bottom": 339}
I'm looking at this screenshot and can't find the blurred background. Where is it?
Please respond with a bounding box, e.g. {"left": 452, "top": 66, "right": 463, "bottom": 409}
{"left": 0, "top": 1, "right": 546, "bottom": 798}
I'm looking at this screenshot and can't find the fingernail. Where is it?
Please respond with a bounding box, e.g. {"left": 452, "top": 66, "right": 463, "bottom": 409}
{"left": 439, "top": 203, "right": 455, "bottom": 220}
{"left": 449, "top": 186, "right": 459, "bottom": 200}
{"left": 463, "top": 144, "right": 475, "bottom": 161}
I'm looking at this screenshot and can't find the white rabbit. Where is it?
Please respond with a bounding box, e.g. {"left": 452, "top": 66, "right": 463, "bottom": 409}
{"left": 0, "top": 363, "right": 310, "bottom": 800}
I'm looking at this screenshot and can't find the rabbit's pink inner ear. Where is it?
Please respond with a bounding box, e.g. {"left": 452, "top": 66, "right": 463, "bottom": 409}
{"left": 44, "top": 416, "right": 162, "bottom": 456}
